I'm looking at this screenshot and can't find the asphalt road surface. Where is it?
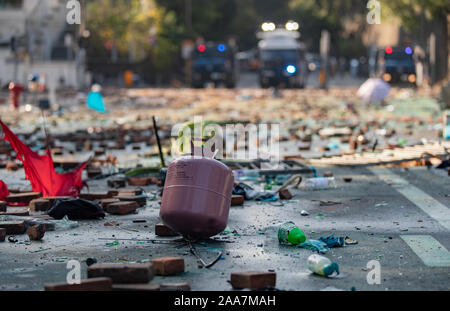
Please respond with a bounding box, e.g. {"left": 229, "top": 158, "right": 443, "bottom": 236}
{"left": 1, "top": 165, "right": 449, "bottom": 291}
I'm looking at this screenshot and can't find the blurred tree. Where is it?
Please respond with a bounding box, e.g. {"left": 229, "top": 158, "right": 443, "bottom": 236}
{"left": 288, "top": 0, "right": 366, "bottom": 56}
{"left": 86, "top": 0, "right": 183, "bottom": 72}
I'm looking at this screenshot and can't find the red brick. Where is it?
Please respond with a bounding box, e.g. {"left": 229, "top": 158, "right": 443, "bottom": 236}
{"left": 79, "top": 192, "right": 112, "bottom": 201}
{"left": 87, "top": 263, "right": 154, "bottom": 284}
{"left": 26, "top": 224, "right": 46, "bottom": 241}
{"left": 151, "top": 257, "right": 185, "bottom": 276}
{"left": 117, "top": 189, "right": 143, "bottom": 196}
{"left": 323, "top": 171, "right": 334, "bottom": 177}
{"left": 45, "top": 277, "right": 112, "bottom": 291}
{"left": 231, "top": 195, "right": 244, "bottom": 206}
{"left": 160, "top": 283, "right": 191, "bottom": 291}
{"left": 0, "top": 228, "right": 6, "bottom": 241}
{"left": 105, "top": 201, "right": 139, "bottom": 215}
{"left": 0, "top": 201, "right": 6, "bottom": 212}
{"left": 100, "top": 198, "right": 120, "bottom": 210}
{"left": 6, "top": 192, "right": 42, "bottom": 204}
{"left": 6, "top": 161, "right": 18, "bottom": 171}
{"left": 155, "top": 223, "right": 178, "bottom": 237}
{"left": 94, "top": 148, "right": 105, "bottom": 156}
{"left": 128, "top": 177, "right": 152, "bottom": 186}
{"left": 87, "top": 167, "right": 102, "bottom": 178}
{"left": 0, "top": 221, "right": 25, "bottom": 234}
{"left": 230, "top": 271, "right": 276, "bottom": 290}
{"left": 107, "top": 178, "right": 126, "bottom": 188}
{"left": 107, "top": 190, "right": 119, "bottom": 197}
{"left": 84, "top": 141, "right": 92, "bottom": 151}
{"left": 29, "top": 199, "right": 51, "bottom": 212}
{"left": 278, "top": 189, "right": 292, "bottom": 200}
{"left": 114, "top": 195, "right": 146, "bottom": 207}
{"left": 112, "top": 284, "right": 160, "bottom": 291}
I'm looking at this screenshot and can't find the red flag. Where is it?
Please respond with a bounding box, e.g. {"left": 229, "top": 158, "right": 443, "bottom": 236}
{"left": 0, "top": 180, "right": 9, "bottom": 201}
{"left": 0, "top": 121, "right": 87, "bottom": 197}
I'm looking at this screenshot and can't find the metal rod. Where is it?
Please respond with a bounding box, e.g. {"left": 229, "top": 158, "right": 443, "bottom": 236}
{"left": 152, "top": 116, "right": 166, "bottom": 168}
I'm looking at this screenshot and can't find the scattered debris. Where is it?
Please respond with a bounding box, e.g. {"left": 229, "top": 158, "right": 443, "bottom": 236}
{"left": 48, "top": 198, "right": 105, "bottom": 220}
{"left": 307, "top": 254, "right": 339, "bottom": 277}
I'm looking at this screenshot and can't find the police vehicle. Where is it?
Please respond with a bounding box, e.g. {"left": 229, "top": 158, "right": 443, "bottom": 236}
{"left": 191, "top": 42, "right": 237, "bottom": 88}
{"left": 379, "top": 46, "right": 416, "bottom": 85}
{"left": 257, "top": 21, "right": 307, "bottom": 88}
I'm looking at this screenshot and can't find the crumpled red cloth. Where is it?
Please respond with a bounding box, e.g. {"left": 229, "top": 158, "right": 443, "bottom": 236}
{"left": 0, "top": 180, "right": 9, "bottom": 201}
{"left": 0, "top": 121, "right": 87, "bottom": 197}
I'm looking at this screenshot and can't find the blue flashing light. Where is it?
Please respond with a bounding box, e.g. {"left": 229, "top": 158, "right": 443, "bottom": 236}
{"left": 286, "top": 65, "right": 297, "bottom": 74}
{"left": 405, "top": 46, "right": 413, "bottom": 55}
{"left": 218, "top": 44, "right": 226, "bottom": 52}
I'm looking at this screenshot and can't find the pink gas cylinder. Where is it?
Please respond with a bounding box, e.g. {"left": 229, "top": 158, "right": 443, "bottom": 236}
{"left": 160, "top": 154, "right": 234, "bottom": 239}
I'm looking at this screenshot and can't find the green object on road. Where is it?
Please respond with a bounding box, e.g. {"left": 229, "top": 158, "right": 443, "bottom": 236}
{"left": 278, "top": 221, "right": 306, "bottom": 245}
{"left": 125, "top": 167, "right": 160, "bottom": 177}
{"left": 106, "top": 240, "right": 119, "bottom": 246}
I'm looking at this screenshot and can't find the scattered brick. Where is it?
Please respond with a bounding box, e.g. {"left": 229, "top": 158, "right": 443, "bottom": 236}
{"left": 0, "top": 201, "right": 6, "bottom": 212}
{"left": 87, "top": 167, "right": 102, "bottom": 178}
{"left": 45, "top": 277, "right": 112, "bottom": 291}
{"left": 323, "top": 171, "right": 334, "bottom": 177}
{"left": 231, "top": 195, "right": 244, "bottom": 206}
{"left": 6, "top": 192, "right": 42, "bottom": 204}
{"left": 107, "top": 178, "right": 126, "bottom": 188}
{"left": 230, "top": 271, "right": 276, "bottom": 290}
{"left": 107, "top": 190, "right": 119, "bottom": 197}
{"left": 79, "top": 192, "right": 112, "bottom": 201}
{"left": 26, "top": 224, "right": 46, "bottom": 241}
{"left": 0, "top": 221, "right": 26, "bottom": 235}
{"left": 94, "top": 148, "right": 105, "bottom": 156}
{"left": 84, "top": 141, "right": 92, "bottom": 151}
{"left": 343, "top": 177, "right": 353, "bottom": 183}
{"left": 117, "top": 189, "right": 143, "bottom": 196}
{"left": 100, "top": 198, "right": 120, "bottom": 210}
{"left": 112, "top": 284, "right": 160, "bottom": 291}
{"left": 51, "top": 147, "right": 64, "bottom": 156}
{"left": 29, "top": 199, "right": 51, "bottom": 212}
{"left": 279, "top": 189, "right": 292, "bottom": 200}
{"left": 87, "top": 263, "right": 154, "bottom": 284}
{"left": 6, "top": 161, "right": 18, "bottom": 171}
{"left": 160, "top": 283, "right": 191, "bottom": 291}
{"left": 151, "top": 257, "right": 185, "bottom": 276}
{"left": 114, "top": 195, "right": 146, "bottom": 207}
{"left": 0, "top": 228, "right": 6, "bottom": 242}
{"left": 104, "top": 221, "right": 119, "bottom": 227}
{"left": 128, "top": 177, "right": 153, "bottom": 186}
{"left": 155, "top": 223, "right": 178, "bottom": 237}
{"left": 105, "top": 201, "right": 139, "bottom": 215}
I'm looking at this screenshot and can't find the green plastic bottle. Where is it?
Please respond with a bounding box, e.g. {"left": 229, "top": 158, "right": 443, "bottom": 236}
{"left": 277, "top": 221, "right": 306, "bottom": 245}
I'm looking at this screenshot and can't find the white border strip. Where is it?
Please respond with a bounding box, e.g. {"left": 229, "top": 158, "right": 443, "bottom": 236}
{"left": 400, "top": 235, "right": 450, "bottom": 267}
{"left": 369, "top": 167, "right": 450, "bottom": 231}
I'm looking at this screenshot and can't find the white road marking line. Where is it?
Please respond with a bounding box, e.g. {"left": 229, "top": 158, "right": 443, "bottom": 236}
{"left": 369, "top": 167, "right": 450, "bottom": 231}
{"left": 400, "top": 235, "right": 450, "bottom": 267}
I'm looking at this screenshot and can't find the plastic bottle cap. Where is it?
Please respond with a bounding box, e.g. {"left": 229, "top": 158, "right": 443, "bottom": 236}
{"left": 288, "top": 227, "right": 306, "bottom": 245}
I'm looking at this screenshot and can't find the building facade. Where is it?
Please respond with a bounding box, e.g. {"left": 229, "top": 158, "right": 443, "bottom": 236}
{"left": 0, "top": 0, "right": 87, "bottom": 89}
